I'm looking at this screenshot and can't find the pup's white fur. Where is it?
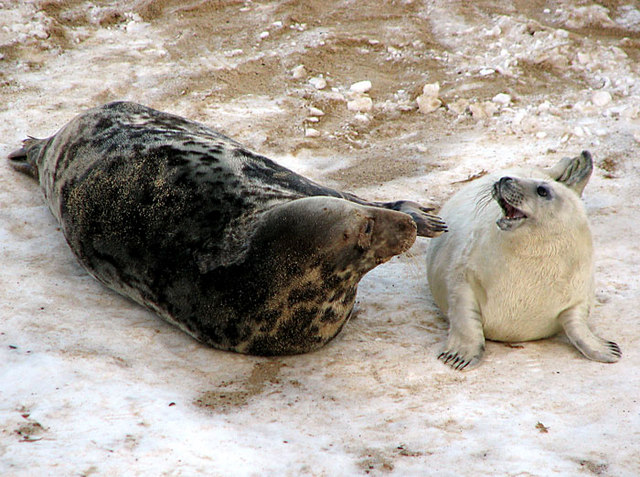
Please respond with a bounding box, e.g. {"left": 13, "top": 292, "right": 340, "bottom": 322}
{"left": 426, "top": 152, "right": 621, "bottom": 370}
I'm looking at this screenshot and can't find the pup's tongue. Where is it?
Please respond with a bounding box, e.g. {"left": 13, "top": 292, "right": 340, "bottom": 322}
{"left": 502, "top": 200, "right": 526, "bottom": 219}
{"left": 496, "top": 198, "right": 527, "bottom": 231}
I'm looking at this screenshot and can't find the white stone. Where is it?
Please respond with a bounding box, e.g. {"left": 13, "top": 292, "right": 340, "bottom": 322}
{"left": 309, "top": 76, "right": 327, "bottom": 89}
{"left": 537, "top": 101, "right": 551, "bottom": 113}
{"left": 469, "top": 101, "right": 498, "bottom": 119}
{"left": 291, "top": 64, "right": 306, "bottom": 79}
{"left": 350, "top": 80, "right": 372, "bottom": 94}
{"left": 259, "top": 31, "right": 269, "bottom": 39}
{"left": 347, "top": 96, "right": 373, "bottom": 112}
{"left": 577, "top": 52, "right": 591, "bottom": 65}
{"left": 306, "top": 117, "right": 319, "bottom": 123}
{"left": 354, "top": 113, "right": 370, "bottom": 122}
{"left": 308, "top": 107, "right": 325, "bottom": 116}
{"left": 416, "top": 83, "right": 441, "bottom": 114}
{"left": 305, "top": 128, "right": 320, "bottom": 138}
{"left": 416, "top": 95, "right": 441, "bottom": 114}
{"left": 485, "top": 25, "right": 501, "bottom": 37}
{"left": 422, "top": 82, "right": 440, "bottom": 96}
{"left": 323, "top": 91, "right": 345, "bottom": 102}
{"left": 592, "top": 91, "right": 612, "bottom": 107}
{"left": 479, "top": 68, "right": 495, "bottom": 76}
{"left": 512, "top": 110, "right": 526, "bottom": 126}
{"left": 492, "top": 93, "right": 511, "bottom": 105}
{"left": 224, "top": 49, "right": 244, "bottom": 57}
{"left": 448, "top": 99, "right": 469, "bottom": 115}
{"left": 621, "top": 106, "right": 640, "bottom": 119}
{"left": 536, "top": 131, "right": 548, "bottom": 139}
{"left": 634, "top": 132, "right": 640, "bottom": 143}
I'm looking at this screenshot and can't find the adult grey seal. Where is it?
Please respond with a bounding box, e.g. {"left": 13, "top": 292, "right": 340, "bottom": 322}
{"left": 9, "top": 101, "right": 446, "bottom": 356}
{"left": 426, "top": 151, "right": 621, "bottom": 370}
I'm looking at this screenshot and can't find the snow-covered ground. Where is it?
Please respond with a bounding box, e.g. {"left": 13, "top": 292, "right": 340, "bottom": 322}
{"left": 1, "top": 1, "right": 639, "bottom": 475}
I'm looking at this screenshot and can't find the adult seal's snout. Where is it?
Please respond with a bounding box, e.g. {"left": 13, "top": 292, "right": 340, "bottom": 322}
{"left": 371, "top": 209, "right": 417, "bottom": 264}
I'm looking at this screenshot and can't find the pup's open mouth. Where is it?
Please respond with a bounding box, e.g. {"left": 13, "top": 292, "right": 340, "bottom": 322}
{"left": 498, "top": 197, "right": 527, "bottom": 221}
{"left": 493, "top": 185, "right": 528, "bottom": 231}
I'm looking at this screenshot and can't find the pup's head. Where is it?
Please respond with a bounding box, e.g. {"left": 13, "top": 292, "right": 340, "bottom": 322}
{"left": 492, "top": 151, "right": 593, "bottom": 232}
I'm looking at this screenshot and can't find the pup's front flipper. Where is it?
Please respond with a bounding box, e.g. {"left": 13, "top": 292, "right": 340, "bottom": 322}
{"left": 439, "top": 286, "right": 485, "bottom": 370}
{"left": 559, "top": 305, "right": 621, "bottom": 363}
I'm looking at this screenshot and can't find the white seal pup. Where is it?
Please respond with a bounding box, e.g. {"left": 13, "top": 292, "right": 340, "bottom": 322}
{"left": 426, "top": 151, "right": 621, "bottom": 370}
{"left": 8, "top": 101, "right": 446, "bottom": 356}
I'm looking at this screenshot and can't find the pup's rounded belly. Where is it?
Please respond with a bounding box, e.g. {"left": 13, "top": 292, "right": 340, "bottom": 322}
{"left": 480, "top": 301, "right": 563, "bottom": 342}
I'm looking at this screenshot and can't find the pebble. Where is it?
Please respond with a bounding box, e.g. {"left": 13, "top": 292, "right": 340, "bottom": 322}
{"left": 577, "top": 52, "right": 592, "bottom": 65}
{"left": 305, "top": 128, "right": 320, "bottom": 138}
{"left": 291, "top": 64, "right": 306, "bottom": 79}
{"left": 634, "top": 132, "right": 640, "bottom": 143}
{"left": 448, "top": 99, "right": 470, "bottom": 115}
{"left": 347, "top": 96, "right": 373, "bottom": 112}
{"left": 259, "top": 31, "right": 269, "bottom": 39}
{"left": 469, "top": 101, "right": 498, "bottom": 118}
{"left": 492, "top": 93, "right": 511, "bottom": 105}
{"left": 417, "top": 95, "right": 441, "bottom": 114}
{"left": 308, "top": 106, "right": 325, "bottom": 116}
{"left": 421, "top": 82, "right": 439, "bottom": 97}
{"left": 309, "top": 76, "right": 327, "bottom": 89}
{"left": 485, "top": 25, "right": 501, "bottom": 37}
{"left": 416, "top": 82, "right": 441, "bottom": 114}
{"left": 592, "top": 91, "right": 612, "bottom": 107}
{"left": 323, "top": 91, "right": 345, "bottom": 102}
{"left": 350, "top": 80, "right": 372, "bottom": 94}
{"left": 537, "top": 101, "right": 551, "bottom": 113}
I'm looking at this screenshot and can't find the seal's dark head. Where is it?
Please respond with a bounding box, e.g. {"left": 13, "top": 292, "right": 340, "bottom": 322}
{"left": 235, "top": 197, "right": 417, "bottom": 355}
{"left": 255, "top": 196, "right": 417, "bottom": 278}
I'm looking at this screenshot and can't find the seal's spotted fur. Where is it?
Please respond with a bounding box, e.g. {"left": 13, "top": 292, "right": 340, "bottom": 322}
{"left": 9, "top": 101, "right": 445, "bottom": 355}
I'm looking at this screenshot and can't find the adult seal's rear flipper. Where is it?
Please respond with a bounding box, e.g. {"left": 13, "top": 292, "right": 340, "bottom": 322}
{"left": 337, "top": 191, "right": 447, "bottom": 238}
{"left": 7, "top": 137, "right": 45, "bottom": 179}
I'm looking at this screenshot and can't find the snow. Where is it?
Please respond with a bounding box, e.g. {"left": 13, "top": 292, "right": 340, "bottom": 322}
{"left": 1, "top": 1, "right": 639, "bottom": 476}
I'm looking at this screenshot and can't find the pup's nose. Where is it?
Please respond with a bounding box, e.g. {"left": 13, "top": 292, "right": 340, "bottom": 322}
{"left": 499, "top": 176, "right": 513, "bottom": 187}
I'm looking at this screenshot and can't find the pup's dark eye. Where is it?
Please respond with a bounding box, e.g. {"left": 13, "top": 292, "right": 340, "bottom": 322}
{"left": 537, "top": 185, "right": 549, "bottom": 197}
{"left": 364, "top": 220, "right": 373, "bottom": 234}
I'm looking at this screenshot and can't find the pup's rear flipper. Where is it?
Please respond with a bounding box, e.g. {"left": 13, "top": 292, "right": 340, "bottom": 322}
{"left": 7, "top": 137, "right": 43, "bottom": 179}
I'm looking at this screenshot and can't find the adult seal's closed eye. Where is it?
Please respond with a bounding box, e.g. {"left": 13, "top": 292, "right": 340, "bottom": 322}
{"left": 8, "top": 101, "right": 446, "bottom": 356}
{"left": 426, "top": 151, "right": 621, "bottom": 370}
